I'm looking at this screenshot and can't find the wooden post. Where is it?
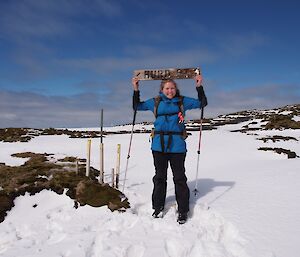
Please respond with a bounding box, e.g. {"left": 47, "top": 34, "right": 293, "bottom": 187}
{"left": 99, "top": 143, "right": 104, "bottom": 183}
{"left": 86, "top": 139, "right": 91, "bottom": 177}
{"left": 115, "top": 144, "right": 121, "bottom": 189}
{"left": 111, "top": 168, "right": 115, "bottom": 188}
{"left": 99, "top": 109, "right": 104, "bottom": 183}
{"left": 76, "top": 158, "right": 79, "bottom": 175}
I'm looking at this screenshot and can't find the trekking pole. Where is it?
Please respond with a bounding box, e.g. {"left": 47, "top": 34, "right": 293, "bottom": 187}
{"left": 193, "top": 106, "right": 204, "bottom": 196}
{"left": 122, "top": 107, "right": 137, "bottom": 193}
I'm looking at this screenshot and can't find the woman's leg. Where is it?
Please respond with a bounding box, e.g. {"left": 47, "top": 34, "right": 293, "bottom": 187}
{"left": 169, "top": 153, "right": 190, "bottom": 213}
{"left": 152, "top": 151, "right": 168, "bottom": 210}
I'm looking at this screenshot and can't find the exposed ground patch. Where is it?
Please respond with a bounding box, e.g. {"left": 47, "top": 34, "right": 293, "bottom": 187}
{"left": 257, "top": 135, "right": 298, "bottom": 143}
{"left": 264, "top": 115, "right": 300, "bottom": 130}
{"left": 0, "top": 152, "right": 129, "bottom": 223}
{"left": 258, "top": 147, "right": 299, "bottom": 159}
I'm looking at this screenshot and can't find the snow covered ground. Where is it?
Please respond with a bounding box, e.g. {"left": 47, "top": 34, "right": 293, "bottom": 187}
{"left": 0, "top": 119, "right": 300, "bottom": 257}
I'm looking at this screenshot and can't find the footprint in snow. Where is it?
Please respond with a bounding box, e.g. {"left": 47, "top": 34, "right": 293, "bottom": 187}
{"left": 46, "top": 222, "right": 66, "bottom": 245}
{"left": 165, "top": 239, "right": 192, "bottom": 257}
{"left": 125, "top": 244, "right": 145, "bottom": 257}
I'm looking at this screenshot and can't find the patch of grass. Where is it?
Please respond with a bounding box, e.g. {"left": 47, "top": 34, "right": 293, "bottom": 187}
{"left": 75, "top": 180, "right": 128, "bottom": 210}
{"left": 213, "top": 116, "right": 252, "bottom": 126}
{"left": 58, "top": 156, "right": 78, "bottom": 162}
{"left": 0, "top": 128, "right": 105, "bottom": 143}
{"left": 41, "top": 128, "right": 64, "bottom": 135}
{"left": 258, "top": 135, "right": 298, "bottom": 143}
{"left": 258, "top": 147, "right": 299, "bottom": 159}
{"left": 0, "top": 128, "right": 32, "bottom": 142}
{"left": 231, "top": 127, "right": 261, "bottom": 133}
{"left": 210, "top": 104, "right": 300, "bottom": 132}
{"left": 186, "top": 125, "right": 216, "bottom": 131}
{"left": 264, "top": 115, "right": 300, "bottom": 130}
{"left": 249, "top": 121, "right": 258, "bottom": 125}
{"left": 0, "top": 152, "right": 129, "bottom": 223}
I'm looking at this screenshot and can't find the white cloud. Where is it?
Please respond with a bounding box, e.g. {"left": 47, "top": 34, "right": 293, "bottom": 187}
{"left": 205, "top": 82, "right": 300, "bottom": 117}
{"left": 0, "top": 89, "right": 132, "bottom": 128}
{"left": 1, "top": 82, "right": 299, "bottom": 128}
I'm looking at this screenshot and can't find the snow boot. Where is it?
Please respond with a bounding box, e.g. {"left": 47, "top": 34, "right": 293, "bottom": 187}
{"left": 152, "top": 207, "right": 164, "bottom": 218}
{"left": 177, "top": 212, "right": 188, "bottom": 224}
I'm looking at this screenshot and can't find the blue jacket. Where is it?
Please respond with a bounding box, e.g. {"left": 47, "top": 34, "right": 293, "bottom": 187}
{"left": 135, "top": 90, "right": 205, "bottom": 153}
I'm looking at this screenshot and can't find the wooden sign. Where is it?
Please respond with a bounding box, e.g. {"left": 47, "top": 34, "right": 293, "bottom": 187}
{"left": 133, "top": 67, "right": 201, "bottom": 80}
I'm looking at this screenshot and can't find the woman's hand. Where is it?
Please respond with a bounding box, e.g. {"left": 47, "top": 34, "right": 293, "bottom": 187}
{"left": 132, "top": 77, "right": 140, "bottom": 91}
{"left": 195, "top": 74, "right": 203, "bottom": 87}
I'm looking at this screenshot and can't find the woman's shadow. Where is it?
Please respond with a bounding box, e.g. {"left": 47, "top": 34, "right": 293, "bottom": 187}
{"left": 165, "top": 178, "right": 235, "bottom": 217}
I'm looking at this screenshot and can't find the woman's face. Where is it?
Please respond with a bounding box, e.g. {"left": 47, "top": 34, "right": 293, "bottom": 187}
{"left": 162, "top": 82, "right": 177, "bottom": 99}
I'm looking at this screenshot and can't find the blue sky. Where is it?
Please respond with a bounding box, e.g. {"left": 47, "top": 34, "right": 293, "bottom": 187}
{"left": 0, "top": 0, "right": 299, "bottom": 128}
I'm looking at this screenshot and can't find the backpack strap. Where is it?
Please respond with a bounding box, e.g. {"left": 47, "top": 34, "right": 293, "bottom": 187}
{"left": 177, "top": 96, "right": 184, "bottom": 118}
{"left": 153, "top": 96, "right": 161, "bottom": 118}
{"left": 153, "top": 95, "right": 184, "bottom": 118}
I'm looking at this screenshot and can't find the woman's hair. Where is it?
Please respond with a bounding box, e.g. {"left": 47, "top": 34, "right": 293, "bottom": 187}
{"left": 160, "top": 79, "right": 181, "bottom": 96}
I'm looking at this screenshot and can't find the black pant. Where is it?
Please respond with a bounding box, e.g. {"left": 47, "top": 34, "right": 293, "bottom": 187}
{"left": 152, "top": 151, "right": 190, "bottom": 213}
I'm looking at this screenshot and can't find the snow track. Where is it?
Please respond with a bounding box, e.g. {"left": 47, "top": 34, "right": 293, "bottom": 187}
{"left": 0, "top": 190, "right": 249, "bottom": 257}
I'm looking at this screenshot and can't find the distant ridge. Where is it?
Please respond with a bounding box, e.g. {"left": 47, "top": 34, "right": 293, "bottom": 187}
{"left": 1, "top": 104, "right": 299, "bottom": 143}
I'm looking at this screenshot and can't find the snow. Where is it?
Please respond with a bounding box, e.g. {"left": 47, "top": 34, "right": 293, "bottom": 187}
{"left": 0, "top": 122, "right": 300, "bottom": 257}
{"left": 292, "top": 115, "right": 300, "bottom": 122}
{"left": 66, "top": 123, "right": 154, "bottom": 133}
{"left": 279, "top": 111, "right": 293, "bottom": 115}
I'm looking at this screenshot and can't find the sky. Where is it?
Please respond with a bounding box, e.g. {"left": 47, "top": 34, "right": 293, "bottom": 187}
{"left": 0, "top": 0, "right": 300, "bottom": 128}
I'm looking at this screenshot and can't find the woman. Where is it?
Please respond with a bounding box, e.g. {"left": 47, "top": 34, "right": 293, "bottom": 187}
{"left": 132, "top": 75, "right": 207, "bottom": 224}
